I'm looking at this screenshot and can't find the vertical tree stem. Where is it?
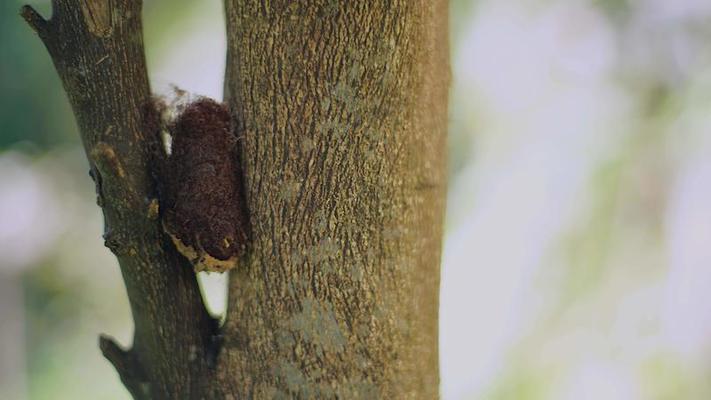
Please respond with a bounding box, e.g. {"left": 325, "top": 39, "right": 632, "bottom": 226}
{"left": 221, "top": 1, "right": 450, "bottom": 398}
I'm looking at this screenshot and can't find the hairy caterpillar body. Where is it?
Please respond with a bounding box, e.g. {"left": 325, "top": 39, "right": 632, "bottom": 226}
{"left": 158, "top": 98, "right": 249, "bottom": 272}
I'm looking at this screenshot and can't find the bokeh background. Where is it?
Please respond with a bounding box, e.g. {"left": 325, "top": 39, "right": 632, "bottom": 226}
{"left": 2, "top": 0, "right": 711, "bottom": 398}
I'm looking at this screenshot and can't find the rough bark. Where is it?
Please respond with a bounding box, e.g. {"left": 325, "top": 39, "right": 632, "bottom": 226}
{"left": 21, "top": 1, "right": 217, "bottom": 398}
{"left": 220, "top": 1, "right": 449, "bottom": 398}
{"left": 23, "top": 0, "right": 449, "bottom": 399}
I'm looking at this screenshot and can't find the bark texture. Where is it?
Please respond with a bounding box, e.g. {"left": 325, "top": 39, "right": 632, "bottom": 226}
{"left": 23, "top": 0, "right": 449, "bottom": 399}
{"left": 221, "top": 1, "right": 449, "bottom": 398}
{"left": 21, "top": 1, "right": 218, "bottom": 398}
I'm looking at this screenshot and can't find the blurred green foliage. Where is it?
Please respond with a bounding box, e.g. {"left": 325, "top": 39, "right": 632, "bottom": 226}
{"left": 0, "top": 1, "right": 76, "bottom": 150}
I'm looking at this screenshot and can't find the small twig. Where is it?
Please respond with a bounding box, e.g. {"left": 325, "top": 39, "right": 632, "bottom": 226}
{"left": 96, "top": 54, "right": 110, "bottom": 65}
{"left": 19, "top": 5, "right": 49, "bottom": 38}
{"left": 99, "top": 334, "right": 151, "bottom": 400}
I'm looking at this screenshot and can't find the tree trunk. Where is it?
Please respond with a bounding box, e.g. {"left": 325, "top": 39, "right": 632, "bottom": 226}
{"left": 22, "top": 1, "right": 449, "bottom": 398}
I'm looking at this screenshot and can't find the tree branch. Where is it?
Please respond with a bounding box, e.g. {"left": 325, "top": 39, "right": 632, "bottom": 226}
{"left": 19, "top": 5, "right": 48, "bottom": 37}
{"left": 99, "top": 335, "right": 150, "bottom": 400}
{"left": 21, "top": 1, "right": 217, "bottom": 397}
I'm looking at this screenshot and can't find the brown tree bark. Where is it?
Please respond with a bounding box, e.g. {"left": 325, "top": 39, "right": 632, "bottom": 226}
{"left": 22, "top": 0, "right": 449, "bottom": 398}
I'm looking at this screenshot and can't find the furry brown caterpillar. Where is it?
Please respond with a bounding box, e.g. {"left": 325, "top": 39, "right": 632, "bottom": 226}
{"left": 157, "top": 98, "right": 249, "bottom": 272}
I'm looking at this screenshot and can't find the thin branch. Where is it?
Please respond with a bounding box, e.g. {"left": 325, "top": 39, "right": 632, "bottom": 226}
{"left": 21, "top": 1, "right": 217, "bottom": 397}
{"left": 99, "top": 335, "right": 150, "bottom": 400}
{"left": 19, "top": 6, "right": 48, "bottom": 37}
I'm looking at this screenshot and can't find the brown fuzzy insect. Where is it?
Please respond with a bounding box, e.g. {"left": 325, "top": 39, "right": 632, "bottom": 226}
{"left": 157, "top": 98, "right": 249, "bottom": 272}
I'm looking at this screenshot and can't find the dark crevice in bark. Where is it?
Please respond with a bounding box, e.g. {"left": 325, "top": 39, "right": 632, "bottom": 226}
{"left": 205, "top": 316, "right": 226, "bottom": 370}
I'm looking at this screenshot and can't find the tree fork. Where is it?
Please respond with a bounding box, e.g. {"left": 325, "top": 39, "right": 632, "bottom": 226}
{"left": 22, "top": 0, "right": 449, "bottom": 398}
